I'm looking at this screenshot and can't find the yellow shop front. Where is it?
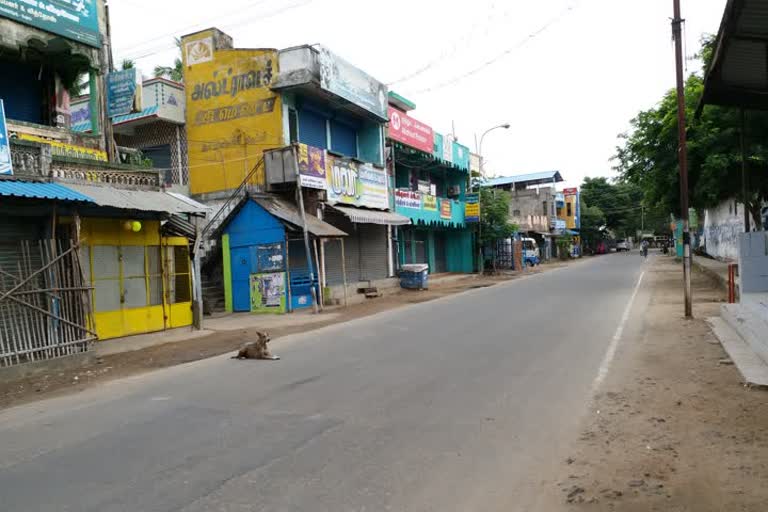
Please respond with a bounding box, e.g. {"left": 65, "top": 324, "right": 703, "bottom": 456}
{"left": 78, "top": 218, "right": 193, "bottom": 340}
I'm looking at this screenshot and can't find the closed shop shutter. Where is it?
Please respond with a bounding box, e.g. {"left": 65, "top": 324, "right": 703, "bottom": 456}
{"left": 330, "top": 119, "right": 357, "bottom": 158}
{"left": 434, "top": 232, "right": 447, "bottom": 273}
{"left": 358, "top": 224, "right": 388, "bottom": 282}
{"left": 0, "top": 59, "right": 45, "bottom": 124}
{"left": 414, "top": 230, "right": 427, "bottom": 264}
{"left": 0, "top": 219, "right": 45, "bottom": 279}
{"left": 298, "top": 108, "right": 328, "bottom": 149}
{"left": 322, "top": 208, "right": 358, "bottom": 286}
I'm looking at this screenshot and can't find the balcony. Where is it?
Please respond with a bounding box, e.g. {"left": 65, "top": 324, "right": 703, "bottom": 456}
{"left": 394, "top": 189, "right": 466, "bottom": 228}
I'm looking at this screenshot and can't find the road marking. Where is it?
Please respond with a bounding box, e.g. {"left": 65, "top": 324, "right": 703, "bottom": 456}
{"left": 592, "top": 270, "right": 645, "bottom": 390}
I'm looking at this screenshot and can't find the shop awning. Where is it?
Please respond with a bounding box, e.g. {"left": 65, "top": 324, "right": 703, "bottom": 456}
{"left": 254, "top": 196, "right": 348, "bottom": 237}
{"left": 65, "top": 183, "right": 208, "bottom": 215}
{"left": 329, "top": 205, "right": 411, "bottom": 226}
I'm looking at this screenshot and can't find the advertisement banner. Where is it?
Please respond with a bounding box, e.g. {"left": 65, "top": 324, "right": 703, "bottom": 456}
{"left": 423, "top": 194, "right": 438, "bottom": 211}
{"left": 395, "top": 189, "right": 421, "bottom": 209}
{"left": 107, "top": 69, "right": 138, "bottom": 117}
{"left": 387, "top": 107, "right": 434, "bottom": 154}
{"left": 0, "top": 0, "right": 101, "bottom": 47}
{"left": 440, "top": 199, "right": 452, "bottom": 220}
{"left": 327, "top": 157, "right": 389, "bottom": 210}
{"left": 297, "top": 143, "right": 327, "bottom": 190}
{"left": 465, "top": 193, "right": 480, "bottom": 222}
{"left": 318, "top": 47, "right": 388, "bottom": 120}
{"left": 0, "top": 101, "right": 12, "bottom": 175}
{"left": 452, "top": 142, "right": 470, "bottom": 171}
{"left": 16, "top": 133, "right": 107, "bottom": 162}
{"left": 563, "top": 187, "right": 578, "bottom": 196}
{"left": 250, "top": 272, "right": 286, "bottom": 314}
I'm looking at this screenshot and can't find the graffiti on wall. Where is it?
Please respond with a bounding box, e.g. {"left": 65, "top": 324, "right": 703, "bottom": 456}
{"left": 183, "top": 32, "right": 283, "bottom": 195}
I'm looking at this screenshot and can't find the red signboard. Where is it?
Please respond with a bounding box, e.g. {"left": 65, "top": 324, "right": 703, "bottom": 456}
{"left": 388, "top": 106, "right": 434, "bottom": 154}
{"left": 563, "top": 187, "right": 578, "bottom": 196}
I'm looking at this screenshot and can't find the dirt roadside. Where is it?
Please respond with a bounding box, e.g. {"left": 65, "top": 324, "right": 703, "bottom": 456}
{"left": 0, "top": 260, "right": 575, "bottom": 411}
{"left": 540, "top": 256, "right": 768, "bottom": 511}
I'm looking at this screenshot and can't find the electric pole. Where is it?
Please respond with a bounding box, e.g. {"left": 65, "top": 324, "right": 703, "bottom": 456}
{"left": 672, "top": 0, "right": 693, "bottom": 318}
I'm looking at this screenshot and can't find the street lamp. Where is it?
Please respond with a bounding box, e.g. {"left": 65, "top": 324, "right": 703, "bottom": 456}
{"left": 478, "top": 123, "right": 511, "bottom": 179}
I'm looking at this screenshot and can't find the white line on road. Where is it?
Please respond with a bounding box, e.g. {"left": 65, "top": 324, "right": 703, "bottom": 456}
{"left": 592, "top": 270, "right": 646, "bottom": 391}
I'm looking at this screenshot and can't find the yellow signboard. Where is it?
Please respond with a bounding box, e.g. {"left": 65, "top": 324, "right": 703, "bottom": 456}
{"left": 183, "top": 32, "right": 283, "bottom": 196}
{"left": 16, "top": 133, "right": 108, "bottom": 162}
{"left": 465, "top": 201, "right": 480, "bottom": 219}
{"left": 423, "top": 194, "right": 437, "bottom": 211}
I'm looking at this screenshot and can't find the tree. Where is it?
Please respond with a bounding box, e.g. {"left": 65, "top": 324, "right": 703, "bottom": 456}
{"left": 479, "top": 188, "right": 518, "bottom": 245}
{"left": 614, "top": 35, "right": 768, "bottom": 230}
{"left": 154, "top": 38, "right": 184, "bottom": 82}
{"left": 121, "top": 59, "right": 135, "bottom": 70}
{"left": 579, "top": 199, "right": 606, "bottom": 250}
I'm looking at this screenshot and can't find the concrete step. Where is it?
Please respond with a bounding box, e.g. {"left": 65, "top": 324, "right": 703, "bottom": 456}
{"left": 707, "top": 317, "right": 768, "bottom": 387}
{"left": 721, "top": 303, "right": 768, "bottom": 367}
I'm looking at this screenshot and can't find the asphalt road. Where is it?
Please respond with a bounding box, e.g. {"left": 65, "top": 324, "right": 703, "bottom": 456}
{"left": 0, "top": 253, "right": 648, "bottom": 512}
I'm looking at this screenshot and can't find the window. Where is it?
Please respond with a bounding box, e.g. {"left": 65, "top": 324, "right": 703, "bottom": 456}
{"left": 92, "top": 246, "right": 120, "bottom": 313}
{"left": 167, "top": 246, "right": 191, "bottom": 304}
{"left": 122, "top": 246, "right": 148, "bottom": 308}
{"left": 288, "top": 108, "right": 298, "bottom": 143}
{"left": 513, "top": 209, "right": 522, "bottom": 217}
{"left": 567, "top": 202, "right": 573, "bottom": 217}
{"left": 148, "top": 246, "right": 163, "bottom": 306}
{"left": 543, "top": 201, "right": 548, "bottom": 216}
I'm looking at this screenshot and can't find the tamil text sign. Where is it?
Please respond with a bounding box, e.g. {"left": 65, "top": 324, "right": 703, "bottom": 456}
{"left": 387, "top": 107, "right": 434, "bottom": 153}
{"left": 297, "top": 143, "right": 327, "bottom": 190}
{"left": 327, "top": 157, "right": 388, "bottom": 210}
{"left": 107, "top": 69, "right": 137, "bottom": 117}
{"left": 318, "top": 47, "right": 387, "bottom": 120}
{"left": 465, "top": 193, "right": 479, "bottom": 222}
{"left": 422, "top": 194, "right": 437, "bottom": 211}
{"left": 440, "top": 199, "right": 452, "bottom": 220}
{"left": 16, "top": 133, "right": 107, "bottom": 162}
{"left": 395, "top": 189, "right": 421, "bottom": 209}
{"left": 0, "top": 0, "right": 101, "bottom": 47}
{"left": 0, "top": 100, "right": 11, "bottom": 175}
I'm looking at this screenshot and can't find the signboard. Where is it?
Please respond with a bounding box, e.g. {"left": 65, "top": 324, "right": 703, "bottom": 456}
{"left": 107, "top": 69, "right": 138, "bottom": 117}
{"left": 297, "top": 143, "right": 327, "bottom": 190}
{"left": 387, "top": 107, "right": 434, "bottom": 153}
{"left": 423, "top": 194, "right": 438, "bottom": 211}
{"left": 318, "top": 46, "right": 388, "bottom": 120}
{"left": 250, "top": 272, "right": 286, "bottom": 314}
{"left": 326, "top": 157, "right": 389, "bottom": 209}
{"left": 395, "top": 189, "right": 421, "bottom": 209}
{"left": 465, "top": 193, "right": 480, "bottom": 222}
{"left": 0, "top": 0, "right": 101, "bottom": 47}
{"left": 184, "top": 37, "right": 214, "bottom": 66}
{"left": 417, "top": 180, "right": 430, "bottom": 194}
{"left": 440, "top": 199, "right": 452, "bottom": 220}
{"left": 563, "top": 187, "right": 578, "bottom": 196}
{"left": 16, "top": 133, "right": 107, "bottom": 162}
{"left": 452, "top": 142, "right": 470, "bottom": 171}
{"left": 0, "top": 101, "right": 12, "bottom": 175}
{"left": 555, "top": 219, "right": 567, "bottom": 230}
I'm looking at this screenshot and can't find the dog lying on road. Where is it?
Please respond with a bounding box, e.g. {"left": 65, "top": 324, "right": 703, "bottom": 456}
{"left": 232, "top": 331, "right": 280, "bottom": 360}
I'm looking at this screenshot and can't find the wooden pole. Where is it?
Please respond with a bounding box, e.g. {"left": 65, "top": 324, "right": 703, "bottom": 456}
{"left": 340, "top": 238, "right": 349, "bottom": 308}
{"left": 293, "top": 146, "right": 319, "bottom": 314}
{"left": 313, "top": 238, "right": 323, "bottom": 311}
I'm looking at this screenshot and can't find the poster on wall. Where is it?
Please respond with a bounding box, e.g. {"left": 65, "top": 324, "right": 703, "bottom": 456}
{"left": 256, "top": 243, "right": 284, "bottom": 272}
{"left": 107, "top": 69, "right": 138, "bottom": 117}
{"left": 395, "top": 189, "right": 421, "bottom": 209}
{"left": 297, "top": 143, "right": 327, "bottom": 190}
{"left": 465, "top": 193, "right": 480, "bottom": 222}
{"left": 0, "top": 101, "right": 12, "bottom": 176}
{"left": 326, "top": 157, "right": 389, "bottom": 209}
{"left": 250, "top": 272, "right": 286, "bottom": 314}
{"left": 423, "top": 194, "right": 438, "bottom": 211}
{"left": 0, "top": 0, "right": 101, "bottom": 47}
{"left": 440, "top": 199, "right": 452, "bottom": 220}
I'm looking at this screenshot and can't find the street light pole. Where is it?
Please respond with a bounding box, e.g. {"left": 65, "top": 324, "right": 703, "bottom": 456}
{"left": 672, "top": 0, "right": 693, "bottom": 318}
{"left": 478, "top": 123, "right": 511, "bottom": 179}
{"left": 476, "top": 123, "right": 511, "bottom": 273}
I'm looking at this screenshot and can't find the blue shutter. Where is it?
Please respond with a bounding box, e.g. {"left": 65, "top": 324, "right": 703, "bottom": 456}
{"left": 298, "top": 109, "right": 327, "bottom": 149}
{"left": 330, "top": 119, "right": 357, "bottom": 157}
{"left": 0, "top": 59, "right": 44, "bottom": 124}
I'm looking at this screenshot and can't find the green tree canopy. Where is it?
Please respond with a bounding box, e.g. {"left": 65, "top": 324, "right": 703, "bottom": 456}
{"left": 154, "top": 38, "right": 184, "bottom": 82}
{"left": 479, "top": 188, "right": 518, "bottom": 245}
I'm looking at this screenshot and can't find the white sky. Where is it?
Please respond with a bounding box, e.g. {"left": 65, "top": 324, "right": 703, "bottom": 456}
{"left": 110, "top": 0, "right": 726, "bottom": 188}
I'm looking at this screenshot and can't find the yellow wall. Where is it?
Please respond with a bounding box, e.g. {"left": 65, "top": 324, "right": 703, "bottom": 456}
{"left": 182, "top": 30, "right": 283, "bottom": 196}
{"left": 564, "top": 195, "right": 578, "bottom": 230}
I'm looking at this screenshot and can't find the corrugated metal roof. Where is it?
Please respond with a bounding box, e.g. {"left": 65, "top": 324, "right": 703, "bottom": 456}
{"left": 329, "top": 205, "right": 411, "bottom": 226}
{"left": 71, "top": 106, "right": 161, "bottom": 133}
{"left": 482, "top": 171, "right": 564, "bottom": 187}
{"left": 65, "top": 183, "right": 207, "bottom": 215}
{"left": 253, "top": 196, "right": 348, "bottom": 237}
{"left": 0, "top": 180, "right": 94, "bottom": 202}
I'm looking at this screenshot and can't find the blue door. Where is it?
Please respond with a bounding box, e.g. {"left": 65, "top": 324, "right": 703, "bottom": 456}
{"left": 231, "top": 247, "right": 252, "bottom": 312}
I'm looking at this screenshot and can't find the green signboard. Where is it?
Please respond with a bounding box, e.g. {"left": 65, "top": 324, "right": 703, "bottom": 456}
{"left": 0, "top": 0, "right": 101, "bottom": 48}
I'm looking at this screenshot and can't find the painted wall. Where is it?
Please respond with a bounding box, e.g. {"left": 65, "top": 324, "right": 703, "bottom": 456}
{"left": 182, "top": 30, "right": 283, "bottom": 197}
{"left": 703, "top": 199, "right": 745, "bottom": 261}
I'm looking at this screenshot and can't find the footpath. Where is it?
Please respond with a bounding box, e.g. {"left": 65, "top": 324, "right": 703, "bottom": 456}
{"left": 0, "top": 261, "right": 573, "bottom": 410}
{"left": 539, "top": 255, "right": 768, "bottom": 511}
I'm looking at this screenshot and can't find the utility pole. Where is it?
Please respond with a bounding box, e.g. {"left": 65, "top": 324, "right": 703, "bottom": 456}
{"left": 740, "top": 108, "right": 751, "bottom": 233}
{"left": 672, "top": 0, "right": 693, "bottom": 318}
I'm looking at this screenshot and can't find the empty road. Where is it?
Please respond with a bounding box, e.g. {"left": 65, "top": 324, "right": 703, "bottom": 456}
{"left": 0, "top": 253, "right": 648, "bottom": 511}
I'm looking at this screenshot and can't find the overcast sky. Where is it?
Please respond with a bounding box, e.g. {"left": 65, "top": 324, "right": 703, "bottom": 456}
{"left": 110, "top": 0, "right": 726, "bottom": 188}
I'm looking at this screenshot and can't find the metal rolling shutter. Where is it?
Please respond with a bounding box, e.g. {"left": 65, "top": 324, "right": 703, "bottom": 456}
{"left": 298, "top": 109, "right": 328, "bottom": 149}
{"left": 358, "top": 224, "right": 388, "bottom": 282}
{"left": 0, "top": 59, "right": 44, "bottom": 124}
{"left": 321, "top": 208, "right": 358, "bottom": 286}
{"left": 414, "top": 230, "right": 427, "bottom": 264}
{"left": 329, "top": 119, "right": 357, "bottom": 158}
{"left": 434, "top": 232, "right": 447, "bottom": 273}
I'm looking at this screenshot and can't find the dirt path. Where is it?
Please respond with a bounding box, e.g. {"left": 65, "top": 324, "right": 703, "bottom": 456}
{"left": 0, "top": 262, "right": 573, "bottom": 410}
{"left": 540, "top": 256, "right": 768, "bottom": 511}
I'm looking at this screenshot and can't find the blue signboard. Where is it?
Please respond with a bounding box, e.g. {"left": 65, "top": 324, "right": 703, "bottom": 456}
{"left": 0, "top": 100, "right": 12, "bottom": 176}
{"left": 0, "top": 0, "right": 101, "bottom": 48}
{"left": 107, "top": 69, "right": 137, "bottom": 117}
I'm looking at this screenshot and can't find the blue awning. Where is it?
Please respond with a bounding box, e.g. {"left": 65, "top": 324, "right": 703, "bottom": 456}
{"left": 0, "top": 179, "right": 94, "bottom": 202}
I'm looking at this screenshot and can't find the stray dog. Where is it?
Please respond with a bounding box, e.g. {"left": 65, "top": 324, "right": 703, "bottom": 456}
{"left": 232, "top": 331, "right": 280, "bottom": 360}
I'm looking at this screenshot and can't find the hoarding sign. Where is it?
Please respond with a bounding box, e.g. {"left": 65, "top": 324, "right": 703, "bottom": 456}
{"left": 107, "top": 69, "right": 138, "bottom": 117}
{"left": 250, "top": 272, "right": 286, "bottom": 314}
{"left": 297, "top": 143, "right": 327, "bottom": 190}
{"left": 327, "top": 157, "right": 389, "bottom": 209}
{"left": 318, "top": 47, "right": 388, "bottom": 119}
{"left": 423, "top": 194, "right": 438, "bottom": 211}
{"left": 395, "top": 189, "right": 421, "bottom": 209}
{"left": 0, "top": 100, "right": 12, "bottom": 175}
{"left": 465, "top": 193, "right": 480, "bottom": 222}
{"left": 387, "top": 107, "right": 434, "bottom": 153}
{"left": 0, "top": 0, "right": 101, "bottom": 47}
{"left": 563, "top": 187, "right": 578, "bottom": 196}
{"left": 452, "top": 142, "right": 470, "bottom": 171}
{"left": 440, "top": 199, "right": 452, "bottom": 220}
{"left": 16, "top": 133, "right": 107, "bottom": 162}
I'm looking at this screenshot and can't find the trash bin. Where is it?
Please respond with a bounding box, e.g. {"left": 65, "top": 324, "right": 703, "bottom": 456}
{"left": 399, "top": 264, "right": 429, "bottom": 290}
